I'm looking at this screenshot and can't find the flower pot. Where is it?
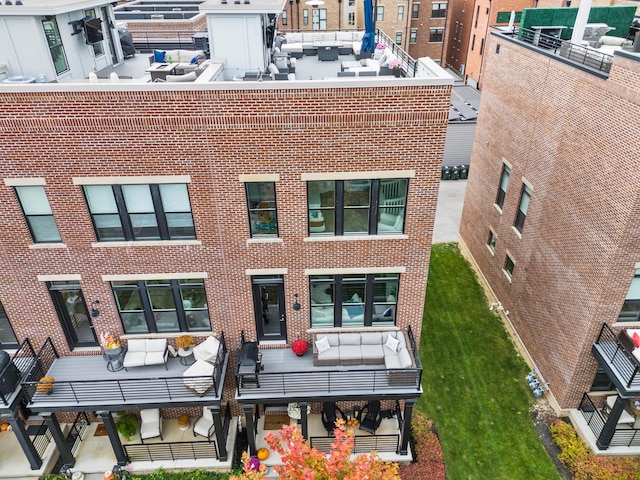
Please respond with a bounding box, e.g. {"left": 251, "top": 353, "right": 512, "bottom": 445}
{"left": 104, "top": 346, "right": 122, "bottom": 355}
{"left": 393, "top": 69, "right": 402, "bottom": 78}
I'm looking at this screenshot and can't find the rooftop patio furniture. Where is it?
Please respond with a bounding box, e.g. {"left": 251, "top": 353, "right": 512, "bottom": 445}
{"left": 358, "top": 400, "right": 382, "bottom": 434}
{"left": 140, "top": 408, "right": 163, "bottom": 442}
{"left": 193, "top": 335, "right": 221, "bottom": 363}
{"left": 603, "top": 395, "right": 636, "bottom": 425}
{"left": 183, "top": 359, "right": 215, "bottom": 396}
{"left": 193, "top": 407, "right": 215, "bottom": 441}
{"left": 166, "top": 71, "right": 197, "bottom": 82}
{"left": 237, "top": 341, "right": 260, "bottom": 388}
{"left": 122, "top": 338, "right": 168, "bottom": 371}
{"left": 617, "top": 329, "right": 640, "bottom": 366}
{"left": 321, "top": 401, "right": 345, "bottom": 436}
{"left": 148, "top": 49, "right": 206, "bottom": 74}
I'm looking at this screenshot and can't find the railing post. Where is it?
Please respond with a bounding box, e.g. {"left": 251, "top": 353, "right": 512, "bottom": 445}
{"left": 41, "top": 412, "right": 75, "bottom": 466}
{"left": 5, "top": 411, "right": 42, "bottom": 469}
{"left": 242, "top": 404, "right": 257, "bottom": 456}
{"left": 211, "top": 405, "right": 228, "bottom": 461}
{"left": 97, "top": 411, "right": 128, "bottom": 466}
{"left": 398, "top": 399, "right": 415, "bottom": 455}
{"left": 597, "top": 394, "right": 630, "bottom": 450}
{"left": 300, "top": 402, "right": 309, "bottom": 440}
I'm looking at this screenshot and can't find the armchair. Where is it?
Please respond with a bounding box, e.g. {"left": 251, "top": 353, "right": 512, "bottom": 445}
{"left": 193, "top": 336, "right": 221, "bottom": 363}
{"left": 193, "top": 407, "right": 215, "bottom": 441}
{"left": 321, "top": 401, "right": 345, "bottom": 436}
{"left": 140, "top": 408, "right": 163, "bottom": 442}
{"left": 358, "top": 400, "right": 382, "bottom": 434}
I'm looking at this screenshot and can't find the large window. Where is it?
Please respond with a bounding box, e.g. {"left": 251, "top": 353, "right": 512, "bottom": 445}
{"left": 348, "top": 12, "right": 355, "bottom": 26}
{"left": 310, "top": 274, "right": 399, "bottom": 328}
{"left": 307, "top": 178, "right": 408, "bottom": 236}
{"left": 42, "top": 18, "right": 69, "bottom": 75}
{"left": 0, "top": 302, "right": 18, "bottom": 348}
{"left": 312, "top": 8, "right": 327, "bottom": 29}
{"left": 504, "top": 254, "right": 515, "bottom": 279}
{"left": 246, "top": 182, "right": 278, "bottom": 237}
{"left": 376, "top": 6, "right": 384, "bottom": 21}
{"left": 112, "top": 278, "right": 210, "bottom": 334}
{"left": 396, "top": 32, "right": 403, "bottom": 44}
{"left": 514, "top": 184, "right": 532, "bottom": 233}
{"left": 398, "top": 5, "right": 404, "bottom": 21}
{"left": 410, "top": 29, "right": 417, "bottom": 43}
{"left": 487, "top": 230, "right": 496, "bottom": 252}
{"left": 429, "top": 28, "right": 444, "bottom": 42}
{"left": 495, "top": 164, "right": 511, "bottom": 209}
{"left": 282, "top": 10, "right": 288, "bottom": 25}
{"left": 619, "top": 269, "right": 640, "bottom": 321}
{"left": 303, "top": 9, "right": 309, "bottom": 25}
{"left": 412, "top": 3, "right": 420, "bottom": 19}
{"left": 15, "top": 186, "right": 62, "bottom": 243}
{"left": 431, "top": 2, "right": 447, "bottom": 18}
{"left": 84, "top": 183, "right": 195, "bottom": 242}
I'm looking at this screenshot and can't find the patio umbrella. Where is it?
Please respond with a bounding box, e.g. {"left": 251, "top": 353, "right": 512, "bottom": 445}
{"left": 361, "top": 0, "right": 375, "bottom": 53}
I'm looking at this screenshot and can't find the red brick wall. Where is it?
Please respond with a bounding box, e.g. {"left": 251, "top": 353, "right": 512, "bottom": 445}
{"left": 0, "top": 83, "right": 450, "bottom": 409}
{"left": 459, "top": 36, "right": 640, "bottom": 407}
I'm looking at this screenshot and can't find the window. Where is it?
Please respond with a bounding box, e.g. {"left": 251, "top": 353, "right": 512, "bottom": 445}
{"left": 349, "top": 0, "right": 355, "bottom": 5}
{"left": 480, "top": 38, "right": 485, "bottom": 55}
{"left": 474, "top": 5, "right": 480, "bottom": 27}
{"left": 0, "top": 302, "right": 18, "bottom": 348}
{"left": 487, "top": 230, "right": 496, "bottom": 252}
{"left": 42, "top": 18, "right": 69, "bottom": 75}
{"left": 282, "top": 10, "right": 288, "bottom": 25}
{"left": 312, "top": 8, "right": 327, "bottom": 30}
{"left": 619, "top": 269, "right": 640, "bottom": 321}
{"left": 504, "top": 254, "right": 515, "bottom": 278}
{"left": 458, "top": 23, "right": 463, "bottom": 41}
{"left": 410, "top": 29, "right": 417, "bottom": 43}
{"left": 471, "top": 34, "right": 476, "bottom": 50}
{"left": 310, "top": 273, "right": 399, "bottom": 328}
{"left": 514, "top": 184, "right": 531, "bottom": 233}
{"left": 246, "top": 182, "right": 278, "bottom": 237}
{"left": 495, "top": 164, "right": 511, "bottom": 209}
{"left": 348, "top": 12, "right": 355, "bottom": 26}
{"left": 84, "top": 9, "right": 104, "bottom": 57}
{"left": 376, "top": 6, "right": 384, "bottom": 21}
{"left": 15, "top": 186, "right": 61, "bottom": 243}
{"left": 112, "top": 278, "right": 210, "bottom": 334}
{"left": 398, "top": 5, "right": 404, "bottom": 21}
{"left": 307, "top": 178, "right": 408, "bottom": 236}
{"left": 429, "top": 28, "right": 444, "bottom": 42}
{"left": 454, "top": 21, "right": 459, "bottom": 40}
{"left": 432, "top": 2, "right": 447, "bottom": 18}
{"left": 396, "top": 31, "right": 402, "bottom": 44}
{"left": 83, "top": 183, "right": 195, "bottom": 242}
{"left": 412, "top": 3, "right": 420, "bottom": 19}
{"left": 303, "top": 9, "right": 309, "bottom": 25}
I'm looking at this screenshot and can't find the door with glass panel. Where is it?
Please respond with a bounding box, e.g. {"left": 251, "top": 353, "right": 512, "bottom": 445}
{"left": 49, "top": 282, "right": 98, "bottom": 349}
{"left": 252, "top": 276, "right": 286, "bottom": 341}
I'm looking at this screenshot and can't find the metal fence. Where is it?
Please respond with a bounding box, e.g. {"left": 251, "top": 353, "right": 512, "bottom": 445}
{"left": 125, "top": 439, "right": 219, "bottom": 462}
{"left": 311, "top": 433, "right": 400, "bottom": 454}
{"left": 578, "top": 393, "right": 640, "bottom": 447}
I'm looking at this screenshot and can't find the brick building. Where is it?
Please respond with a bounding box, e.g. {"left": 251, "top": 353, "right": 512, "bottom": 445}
{"left": 458, "top": 8, "right": 640, "bottom": 453}
{"left": 0, "top": 0, "right": 453, "bottom": 475}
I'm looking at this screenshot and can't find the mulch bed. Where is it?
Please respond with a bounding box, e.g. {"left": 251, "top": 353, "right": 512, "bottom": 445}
{"left": 530, "top": 402, "right": 572, "bottom": 480}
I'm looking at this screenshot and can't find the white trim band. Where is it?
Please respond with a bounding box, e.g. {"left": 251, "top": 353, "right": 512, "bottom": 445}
{"left": 73, "top": 176, "right": 191, "bottom": 185}
{"left": 102, "top": 272, "right": 208, "bottom": 281}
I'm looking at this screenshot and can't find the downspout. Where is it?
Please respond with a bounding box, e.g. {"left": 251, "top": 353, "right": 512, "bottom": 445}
{"left": 478, "top": 0, "right": 491, "bottom": 89}
{"left": 404, "top": 0, "right": 410, "bottom": 50}
{"left": 296, "top": 0, "right": 300, "bottom": 30}
{"left": 338, "top": 0, "right": 342, "bottom": 30}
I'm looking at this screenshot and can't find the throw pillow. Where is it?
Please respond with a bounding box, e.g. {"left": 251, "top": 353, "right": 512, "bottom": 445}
{"left": 345, "top": 305, "right": 364, "bottom": 317}
{"left": 385, "top": 335, "right": 400, "bottom": 353}
{"left": 383, "top": 307, "right": 393, "bottom": 317}
{"left": 315, "top": 336, "right": 331, "bottom": 354}
{"left": 153, "top": 50, "right": 166, "bottom": 63}
{"left": 633, "top": 331, "right": 640, "bottom": 349}
{"left": 167, "top": 345, "right": 177, "bottom": 357}
{"left": 190, "top": 56, "right": 199, "bottom": 64}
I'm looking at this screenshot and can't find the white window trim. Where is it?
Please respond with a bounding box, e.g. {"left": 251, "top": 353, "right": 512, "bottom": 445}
{"left": 239, "top": 174, "right": 280, "bottom": 183}
{"left": 102, "top": 272, "right": 207, "bottom": 281}
{"left": 305, "top": 266, "right": 405, "bottom": 275}
{"left": 486, "top": 227, "right": 496, "bottom": 256}
{"left": 304, "top": 234, "right": 408, "bottom": 242}
{"left": 501, "top": 157, "right": 513, "bottom": 169}
{"left": 522, "top": 176, "right": 534, "bottom": 191}
{"left": 503, "top": 251, "right": 515, "bottom": 282}
{"left": 301, "top": 170, "right": 415, "bottom": 181}
{"left": 4, "top": 178, "right": 47, "bottom": 186}
{"left": 245, "top": 268, "right": 288, "bottom": 275}
{"left": 511, "top": 225, "right": 523, "bottom": 239}
{"left": 29, "top": 243, "right": 68, "bottom": 250}
{"left": 247, "top": 238, "right": 284, "bottom": 245}
{"left": 73, "top": 176, "right": 191, "bottom": 185}
{"left": 37, "top": 274, "right": 82, "bottom": 281}
{"left": 92, "top": 240, "right": 202, "bottom": 248}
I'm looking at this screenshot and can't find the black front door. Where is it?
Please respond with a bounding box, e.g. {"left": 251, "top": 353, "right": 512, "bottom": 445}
{"left": 49, "top": 282, "right": 98, "bottom": 349}
{"left": 252, "top": 276, "right": 286, "bottom": 341}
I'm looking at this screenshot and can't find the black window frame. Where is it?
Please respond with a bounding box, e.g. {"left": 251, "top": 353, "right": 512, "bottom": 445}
{"left": 495, "top": 164, "right": 511, "bottom": 209}
{"left": 0, "top": 301, "right": 19, "bottom": 349}
{"left": 112, "top": 278, "right": 210, "bottom": 334}
{"left": 429, "top": 28, "right": 444, "bottom": 43}
{"left": 282, "top": 10, "right": 288, "bottom": 25}
{"left": 487, "top": 230, "right": 496, "bottom": 252}
{"left": 14, "top": 185, "right": 62, "bottom": 243}
{"left": 410, "top": 29, "right": 417, "bottom": 43}
{"left": 431, "top": 2, "right": 447, "bottom": 18}
{"left": 504, "top": 254, "right": 515, "bottom": 278}
{"left": 246, "top": 182, "right": 279, "bottom": 238}
{"left": 83, "top": 183, "right": 195, "bottom": 242}
{"left": 398, "top": 5, "right": 404, "bottom": 21}
{"left": 412, "top": 3, "right": 420, "bottom": 19}
{"left": 307, "top": 178, "right": 408, "bottom": 236}
{"left": 396, "top": 31, "right": 402, "bottom": 44}
{"left": 514, "top": 184, "right": 532, "bottom": 233}
{"left": 42, "top": 17, "right": 69, "bottom": 75}
{"left": 480, "top": 38, "right": 485, "bottom": 55}
{"left": 310, "top": 274, "right": 399, "bottom": 328}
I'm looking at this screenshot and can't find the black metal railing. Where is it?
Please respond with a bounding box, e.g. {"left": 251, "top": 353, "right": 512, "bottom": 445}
{"left": 130, "top": 31, "right": 207, "bottom": 53}
{"left": 311, "top": 433, "right": 400, "bottom": 454}
{"left": 375, "top": 29, "right": 418, "bottom": 78}
{"left": 578, "top": 393, "right": 640, "bottom": 448}
{"left": 28, "top": 422, "right": 53, "bottom": 458}
{"left": 125, "top": 439, "right": 219, "bottom": 462}
{"left": 518, "top": 28, "right": 614, "bottom": 74}
{"left": 0, "top": 338, "right": 35, "bottom": 405}
{"left": 68, "top": 412, "right": 90, "bottom": 455}
{"left": 593, "top": 323, "right": 640, "bottom": 389}
{"left": 22, "top": 333, "right": 227, "bottom": 406}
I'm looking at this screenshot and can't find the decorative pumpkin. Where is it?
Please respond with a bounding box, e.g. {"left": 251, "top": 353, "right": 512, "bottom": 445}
{"left": 247, "top": 456, "right": 261, "bottom": 472}
{"left": 257, "top": 447, "right": 269, "bottom": 461}
{"left": 36, "top": 376, "right": 55, "bottom": 394}
{"left": 0, "top": 423, "right": 10, "bottom": 431}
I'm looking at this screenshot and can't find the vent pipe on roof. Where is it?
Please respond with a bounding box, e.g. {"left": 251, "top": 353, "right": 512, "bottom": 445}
{"left": 570, "top": 0, "right": 592, "bottom": 43}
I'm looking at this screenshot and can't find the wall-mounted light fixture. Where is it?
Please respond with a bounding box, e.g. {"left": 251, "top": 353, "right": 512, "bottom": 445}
{"left": 292, "top": 293, "right": 301, "bottom": 311}
{"left": 91, "top": 300, "right": 100, "bottom": 318}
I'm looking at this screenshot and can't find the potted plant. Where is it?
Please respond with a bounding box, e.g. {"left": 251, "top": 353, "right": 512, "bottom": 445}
{"left": 115, "top": 411, "right": 138, "bottom": 441}
{"left": 291, "top": 339, "right": 309, "bottom": 357}
{"left": 35, "top": 376, "right": 55, "bottom": 394}
{"left": 389, "top": 59, "right": 403, "bottom": 77}
{"left": 100, "top": 331, "right": 121, "bottom": 354}
{"left": 176, "top": 335, "right": 194, "bottom": 350}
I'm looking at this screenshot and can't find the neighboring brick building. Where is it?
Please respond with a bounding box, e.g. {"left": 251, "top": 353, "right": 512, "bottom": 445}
{"left": 459, "top": 20, "right": 640, "bottom": 452}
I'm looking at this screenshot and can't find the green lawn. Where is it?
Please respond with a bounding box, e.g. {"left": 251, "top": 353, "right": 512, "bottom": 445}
{"left": 418, "top": 243, "right": 561, "bottom": 480}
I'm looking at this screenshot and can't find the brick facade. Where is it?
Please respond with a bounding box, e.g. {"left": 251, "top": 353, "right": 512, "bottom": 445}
{"left": 0, "top": 82, "right": 450, "bottom": 412}
{"left": 459, "top": 33, "right": 640, "bottom": 408}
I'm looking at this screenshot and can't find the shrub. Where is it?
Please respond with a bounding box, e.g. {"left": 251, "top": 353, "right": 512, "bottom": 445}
{"left": 399, "top": 414, "right": 445, "bottom": 480}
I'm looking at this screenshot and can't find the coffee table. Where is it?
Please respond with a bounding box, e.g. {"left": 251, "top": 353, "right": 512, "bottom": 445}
{"left": 145, "top": 63, "right": 177, "bottom": 81}
{"left": 315, "top": 41, "right": 342, "bottom": 61}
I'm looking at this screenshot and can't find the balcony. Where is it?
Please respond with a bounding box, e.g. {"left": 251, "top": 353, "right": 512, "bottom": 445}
{"left": 592, "top": 323, "right": 640, "bottom": 394}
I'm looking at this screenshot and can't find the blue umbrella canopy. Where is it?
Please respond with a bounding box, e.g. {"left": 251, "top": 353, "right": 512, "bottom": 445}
{"left": 361, "top": 0, "right": 375, "bottom": 53}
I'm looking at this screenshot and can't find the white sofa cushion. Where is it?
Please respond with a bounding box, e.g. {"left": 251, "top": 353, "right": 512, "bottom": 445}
{"left": 326, "top": 334, "right": 340, "bottom": 346}
{"left": 336, "top": 31, "right": 354, "bottom": 42}
{"left": 361, "top": 344, "right": 384, "bottom": 361}
{"left": 398, "top": 347, "right": 413, "bottom": 368}
{"left": 183, "top": 359, "right": 215, "bottom": 395}
{"left": 599, "top": 35, "right": 625, "bottom": 46}
{"left": 317, "top": 346, "right": 340, "bottom": 363}
{"left": 193, "top": 336, "right": 220, "bottom": 363}
{"left": 128, "top": 339, "right": 147, "bottom": 352}
{"left": 361, "top": 332, "right": 382, "bottom": 345}
{"left": 123, "top": 351, "right": 146, "bottom": 368}
{"left": 339, "top": 345, "right": 362, "bottom": 362}
{"left": 166, "top": 71, "right": 197, "bottom": 82}
{"left": 339, "top": 333, "right": 361, "bottom": 345}
{"left": 147, "top": 339, "right": 167, "bottom": 352}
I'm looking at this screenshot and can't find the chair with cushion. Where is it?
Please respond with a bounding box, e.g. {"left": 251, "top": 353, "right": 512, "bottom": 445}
{"left": 183, "top": 359, "right": 215, "bottom": 396}
{"left": 140, "top": 408, "right": 163, "bottom": 442}
{"left": 193, "top": 336, "right": 221, "bottom": 363}
{"left": 321, "top": 401, "right": 345, "bottom": 436}
{"left": 359, "top": 400, "right": 382, "bottom": 434}
{"left": 193, "top": 406, "right": 215, "bottom": 441}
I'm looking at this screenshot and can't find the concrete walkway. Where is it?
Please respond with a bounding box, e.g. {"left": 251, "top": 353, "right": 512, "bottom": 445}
{"left": 433, "top": 179, "right": 467, "bottom": 244}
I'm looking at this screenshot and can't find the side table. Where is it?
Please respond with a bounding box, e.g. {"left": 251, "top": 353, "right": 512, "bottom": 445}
{"left": 178, "top": 346, "right": 195, "bottom": 366}
{"left": 178, "top": 414, "right": 190, "bottom": 431}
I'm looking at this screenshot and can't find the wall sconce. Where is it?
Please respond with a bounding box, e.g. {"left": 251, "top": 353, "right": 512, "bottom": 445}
{"left": 91, "top": 300, "right": 100, "bottom": 318}
{"left": 292, "top": 294, "right": 301, "bottom": 311}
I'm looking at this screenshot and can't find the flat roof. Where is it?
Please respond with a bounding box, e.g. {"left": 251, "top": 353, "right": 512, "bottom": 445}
{"left": 0, "top": 0, "right": 112, "bottom": 16}
{"left": 199, "top": 0, "right": 288, "bottom": 14}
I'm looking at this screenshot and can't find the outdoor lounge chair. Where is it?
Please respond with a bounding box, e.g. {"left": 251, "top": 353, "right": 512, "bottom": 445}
{"left": 321, "top": 401, "right": 345, "bottom": 436}
{"left": 193, "top": 406, "right": 215, "bottom": 441}
{"left": 140, "top": 408, "right": 163, "bottom": 442}
{"left": 358, "top": 400, "right": 382, "bottom": 434}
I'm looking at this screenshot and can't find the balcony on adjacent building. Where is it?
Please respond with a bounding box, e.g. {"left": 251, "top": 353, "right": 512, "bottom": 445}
{"left": 592, "top": 323, "right": 640, "bottom": 394}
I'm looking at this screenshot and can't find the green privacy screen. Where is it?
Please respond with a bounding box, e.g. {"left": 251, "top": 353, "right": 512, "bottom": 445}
{"left": 496, "top": 11, "right": 522, "bottom": 24}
